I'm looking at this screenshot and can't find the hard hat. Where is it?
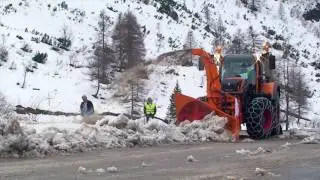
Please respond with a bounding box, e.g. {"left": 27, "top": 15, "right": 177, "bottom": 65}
{"left": 147, "top": 97, "right": 152, "bottom": 102}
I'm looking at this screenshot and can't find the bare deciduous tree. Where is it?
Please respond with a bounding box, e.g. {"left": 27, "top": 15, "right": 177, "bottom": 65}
{"left": 90, "top": 10, "right": 114, "bottom": 98}
{"left": 278, "top": 41, "right": 308, "bottom": 129}
{"left": 247, "top": 26, "right": 258, "bottom": 53}
{"left": 278, "top": 1, "right": 286, "bottom": 22}
{"left": 155, "top": 23, "right": 165, "bottom": 53}
{"left": 212, "top": 16, "right": 227, "bottom": 47}
{"left": 290, "top": 65, "right": 308, "bottom": 124}
{"left": 228, "top": 29, "right": 248, "bottom": 54}
{"left": 203, "top": 4, "right": 211, "bottom": 25}
{"left": 279, "top": 41, "right": 292, "bottom": 131}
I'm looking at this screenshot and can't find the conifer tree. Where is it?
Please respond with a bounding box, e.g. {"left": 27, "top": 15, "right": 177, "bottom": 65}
{"left": 112, "top": 11, "right": 146, "bottom": 70}
{"left": 166, "top": 81, "right": 182, "bottom": 123}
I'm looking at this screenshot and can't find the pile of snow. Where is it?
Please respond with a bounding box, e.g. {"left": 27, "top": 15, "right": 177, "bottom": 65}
{"left": 287, "top": 128, "right": 320, "bottom": 144}
{"left": 0, "top": 113, "right": 231, "bottom": 157}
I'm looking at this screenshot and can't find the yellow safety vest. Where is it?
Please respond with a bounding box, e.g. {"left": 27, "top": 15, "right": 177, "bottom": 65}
{"left": 145, "top": 103, "right": 156, "bottom": 115}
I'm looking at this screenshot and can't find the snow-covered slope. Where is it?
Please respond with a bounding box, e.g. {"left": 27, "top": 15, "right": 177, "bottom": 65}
{"left": 0, "top": 0, "right": 320, "bottom": 121}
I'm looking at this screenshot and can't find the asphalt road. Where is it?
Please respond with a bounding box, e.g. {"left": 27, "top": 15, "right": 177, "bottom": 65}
{"left": 0, "top": 139, "right": 319, "bottom": 180}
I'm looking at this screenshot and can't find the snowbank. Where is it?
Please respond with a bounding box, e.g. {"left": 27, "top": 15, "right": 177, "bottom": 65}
{"left": 280, "top": 128, "right": 320, "bottom": 144}
{"left": 0, "top": 113, "right": 231, "bottom": 158}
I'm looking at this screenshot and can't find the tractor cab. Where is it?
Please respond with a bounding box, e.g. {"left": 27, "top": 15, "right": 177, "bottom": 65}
{"left": 220, "top": 54, "right": 256, "bottom": 93}
{"left": 220, "top": 53, "right": 276, "bottom": 93}
{"left": 221, "top": 55, "right": 256, "bottom": 82}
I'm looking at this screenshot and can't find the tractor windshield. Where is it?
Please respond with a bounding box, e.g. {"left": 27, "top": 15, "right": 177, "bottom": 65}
{"left": 221, "top": 55, "right": 256, "bottom": 84}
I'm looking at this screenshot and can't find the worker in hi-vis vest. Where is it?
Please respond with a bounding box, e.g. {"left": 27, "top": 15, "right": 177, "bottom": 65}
{"left": 143, "top": 97, "right": 157, "bottom": 122}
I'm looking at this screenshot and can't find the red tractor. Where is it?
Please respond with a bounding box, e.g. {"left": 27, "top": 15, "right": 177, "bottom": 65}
{"left": 175, "top": 46, "right": 282, "bottom": 140}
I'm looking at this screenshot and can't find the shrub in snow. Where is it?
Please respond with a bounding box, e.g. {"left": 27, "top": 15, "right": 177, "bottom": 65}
{"left": 8, "top": 61, "right": 17, "bottom": 70}
{"left": 51, "top": 46, "right": 60, "bottom": 52}
{"left": 21, "top": 43, "right": 32, "bottom": 53}
{"left": 32, "top": 52, "right": 48, "bottom": 64}
{"left": 0, "top": 46, "right": 8, "bottom": 62}
{"left": 0, "top": 93, "right": 14, "bottom": 120}
{"left": 16, "top": 35, "right": 23, "bottom": 40}
{"left": 0, "top": 119, "right": 31, "bottom": 157}
{"left": 58, "top": 25, "right": 72, "bottom": 50}
{"left": 31, "top": 37, "right": 40, "bottom": 43}
{"left": 41, "top": 34, "right": 53, "bottom": 45}
{"left": 57, "top": 38, "right": 71, "bottom": 50}
{"left": 59, "top": 1, "right": 68, "bottom": 10}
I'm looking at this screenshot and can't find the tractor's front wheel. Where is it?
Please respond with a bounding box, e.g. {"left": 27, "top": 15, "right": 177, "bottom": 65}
{"left": 245, "top": 97, "right": 273, "bottom": 139}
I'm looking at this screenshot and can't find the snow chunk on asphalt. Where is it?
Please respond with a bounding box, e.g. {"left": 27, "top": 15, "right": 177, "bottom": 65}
{"left": 78, "top": 166, "right": 87, "bottom": 174}
{"left": 96, "top": 168, "right": 105, "bottom": 173}
{"left": 235, "top": 149, "right": 251, "bottom": 155}
{"left": 256, "top": 168, "right": 280, "bottom": 177}
{"left": 141, "top": 161, "right": 150, "bottom": 167}
{"left": 187, "top": 155, "right": 197, "bottom": 162}
{"left": 236, "top": 147, "right": 271, "bottom": 156}
{"left": 281, "top": 142, "right": 293, "bottom": 148}
{"left": 107, "top": 166, "right": 118, "bottom": 173}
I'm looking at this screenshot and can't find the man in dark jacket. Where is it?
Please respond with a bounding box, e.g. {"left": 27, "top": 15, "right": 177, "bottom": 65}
{"left": 80, "top": 95, "right": 94, "bottom": 117}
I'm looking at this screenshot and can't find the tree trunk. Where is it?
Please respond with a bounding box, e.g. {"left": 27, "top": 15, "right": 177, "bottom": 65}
{"left": 22, "top": 68, "right": 27, "bottom": 88}
{"left": 94, "top": 77, "right": 100, "bottom": 98}
{"left": 131, "top": 84, "right": 134, "bottom": 119}
{"left": 286, "top": 93, "right": 289, "bottom": 131}
{"left": 285, "top": 63, "right": 289, "bottom": 131}
{"left": 297, "top": 104, "right": 301, "bottom": 125}
{"left": 94, "top": 62, "right": 100, "bottom": 98}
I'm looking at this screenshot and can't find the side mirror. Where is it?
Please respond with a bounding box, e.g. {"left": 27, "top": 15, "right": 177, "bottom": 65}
{"left": 269, "top": 55, "right": 276, "bottom": 70}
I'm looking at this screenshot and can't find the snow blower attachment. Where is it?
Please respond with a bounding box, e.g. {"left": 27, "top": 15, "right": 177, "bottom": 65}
{"left": 175, "top": 46, "right": 282, "bottom": 140}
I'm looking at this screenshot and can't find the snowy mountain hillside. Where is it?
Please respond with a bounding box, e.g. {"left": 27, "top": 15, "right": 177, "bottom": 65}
{"left": 0, "top": 0, "right": 320, "bottom": 121}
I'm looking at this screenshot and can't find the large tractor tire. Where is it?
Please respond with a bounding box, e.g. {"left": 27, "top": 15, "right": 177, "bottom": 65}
{"left": 246, "top": 97, "right": 274, "bottom": 139}
{"left": 271, "top": 93, "right": 283, "bottom": 136}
